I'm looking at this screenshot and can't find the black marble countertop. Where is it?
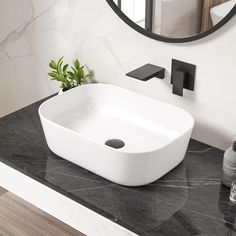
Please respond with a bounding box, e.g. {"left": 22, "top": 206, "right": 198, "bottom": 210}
{"left": 0, "top": 97, "right": 236, "bottom": 236}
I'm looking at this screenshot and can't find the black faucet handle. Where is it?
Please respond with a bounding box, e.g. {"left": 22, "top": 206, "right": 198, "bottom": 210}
{"left": 171, "top": 59, "right": 196, "bottom": 97}
{"left": 172, "top": 70, "right": 186, "bottom": 96}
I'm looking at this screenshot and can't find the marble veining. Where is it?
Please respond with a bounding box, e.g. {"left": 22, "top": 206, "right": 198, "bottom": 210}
{"left": 0, "top": 0, "right": 57, "bottom": 65}
{"left": 0, "top": 0, "right": 235, "bottom": 149}
{"left": 0, "top": 97, "right": 236, "bottom": 236}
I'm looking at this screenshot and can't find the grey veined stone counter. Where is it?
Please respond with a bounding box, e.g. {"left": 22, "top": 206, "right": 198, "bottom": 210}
{"left": 0, "top": 96, "right": 235, "bottom": 236}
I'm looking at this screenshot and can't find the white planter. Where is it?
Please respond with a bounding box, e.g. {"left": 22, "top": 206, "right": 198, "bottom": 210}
{"left": 58, "top": 86, "right": 82, "bottom": 95}
{"left": 58, "top": 89, "right": 64, "bottom": 95}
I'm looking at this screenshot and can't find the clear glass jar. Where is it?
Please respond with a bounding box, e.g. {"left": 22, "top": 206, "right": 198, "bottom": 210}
{"left": 222, "top": 142, "right": 236, "bottom": 187}
{"left": 230, "top": 179, "right": 236, "bottom": 203}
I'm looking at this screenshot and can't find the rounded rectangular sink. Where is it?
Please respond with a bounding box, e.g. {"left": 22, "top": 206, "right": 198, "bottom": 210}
{"left": 39, "top": 84, "right": 194, "bottom": 186}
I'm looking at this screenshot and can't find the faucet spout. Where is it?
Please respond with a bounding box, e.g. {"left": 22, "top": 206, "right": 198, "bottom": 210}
{"left": 126, "top": 63, "right": 165, "bottom": 81}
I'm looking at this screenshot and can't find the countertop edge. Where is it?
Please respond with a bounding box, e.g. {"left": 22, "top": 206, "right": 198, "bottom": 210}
{"left": 0, "top": 161, "right": 138, "bottom": 236}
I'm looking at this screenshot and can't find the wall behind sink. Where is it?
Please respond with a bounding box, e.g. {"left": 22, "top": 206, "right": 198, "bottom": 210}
{"left": 0, "top": 0, "right": 235, "bottom": 150}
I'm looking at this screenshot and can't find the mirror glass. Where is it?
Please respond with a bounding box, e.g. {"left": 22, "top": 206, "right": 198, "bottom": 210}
{"left": 110, "top": 0, "right": 236, "bottom": 39}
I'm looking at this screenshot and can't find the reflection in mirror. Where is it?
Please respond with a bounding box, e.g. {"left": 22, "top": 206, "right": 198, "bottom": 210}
{"left": 112, "top": 0, "right": 236, "bottom": 38}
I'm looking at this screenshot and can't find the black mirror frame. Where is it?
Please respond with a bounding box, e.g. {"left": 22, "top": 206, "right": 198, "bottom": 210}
{"left": 106, "top": 0, "right": 236, "bottom": 43}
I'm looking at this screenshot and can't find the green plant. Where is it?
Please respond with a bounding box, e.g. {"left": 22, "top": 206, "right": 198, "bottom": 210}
{"left": 48, "top": 57, "right": 91, "bottom": 92}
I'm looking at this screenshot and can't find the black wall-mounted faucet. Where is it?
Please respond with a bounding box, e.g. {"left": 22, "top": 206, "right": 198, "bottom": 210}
{"left": 126, "top": 63, "right": 165, "bottom": 81}
{"left": 171, "top": 59, "right": 196, "bottom": 97}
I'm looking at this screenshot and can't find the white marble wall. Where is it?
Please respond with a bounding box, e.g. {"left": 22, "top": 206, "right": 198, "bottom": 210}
{"left": 0, "top": 0, "right": 235, "bottom": 150}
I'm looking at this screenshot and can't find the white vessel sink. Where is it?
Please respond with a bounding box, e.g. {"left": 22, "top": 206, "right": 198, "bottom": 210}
{"left": 210, "top": 0, "right": 235, "bottom": 26}
{"left": 39, "top": 84, "right": 194, "bottom": 186}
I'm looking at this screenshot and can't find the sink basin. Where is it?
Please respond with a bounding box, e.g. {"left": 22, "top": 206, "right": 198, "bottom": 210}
{"left": 39, "top": 84, "right": 194, "bottom": 186}
{"left": 210, "top": 0, "right": 236, "bottom": 26}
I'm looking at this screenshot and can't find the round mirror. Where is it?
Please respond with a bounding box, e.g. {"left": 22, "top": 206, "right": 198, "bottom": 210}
{"left": 106, "top": 0, "right": 236, "bottom": 43}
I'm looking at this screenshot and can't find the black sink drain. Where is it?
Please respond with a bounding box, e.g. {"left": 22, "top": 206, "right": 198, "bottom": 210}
{"left": 105, "top": 139, "right": 125, "bottom": 149}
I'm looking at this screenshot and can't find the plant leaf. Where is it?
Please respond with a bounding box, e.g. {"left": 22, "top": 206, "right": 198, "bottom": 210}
{"left": 48, "top": 72, "right": 57, "bottom": 77}
{"left": 85, "top": 74, "right": 91, "bottom": 78}
{"left": 49, "top": 60, "right": 57, "bottom": 69}
{"left": 63, "top": 64, "right": 68, "bottom": 72}
{"left": 74, "top": 59, "right": 80, "bottom": 70}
